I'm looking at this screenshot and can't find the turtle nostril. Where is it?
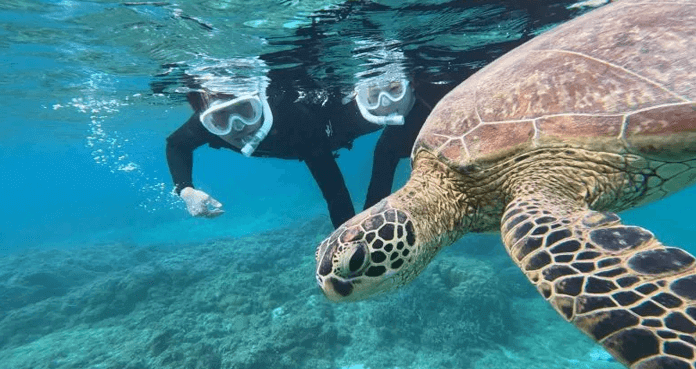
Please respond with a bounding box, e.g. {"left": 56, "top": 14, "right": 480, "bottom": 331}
{"left": 349, "top": 244, "right": 367, "bottom": 272}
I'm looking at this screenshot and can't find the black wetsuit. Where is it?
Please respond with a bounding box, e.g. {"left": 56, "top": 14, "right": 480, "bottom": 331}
{"left": 166, "top": 71, "right": 382, "bottom": 228}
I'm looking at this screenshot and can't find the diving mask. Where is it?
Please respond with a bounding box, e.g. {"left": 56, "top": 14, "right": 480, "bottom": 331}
{"left": 199, "top": 94, "right": 274, "bottom": 157}
{"left": 355, "top": 79, "right": 415, "bottom": 125}
{"left": 200, "top": 95, "right": 264, "bottom": 136}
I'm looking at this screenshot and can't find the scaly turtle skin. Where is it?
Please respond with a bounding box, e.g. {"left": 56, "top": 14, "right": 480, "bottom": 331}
{"left": 315, "top": 1, "right": 696, "bottom": 368}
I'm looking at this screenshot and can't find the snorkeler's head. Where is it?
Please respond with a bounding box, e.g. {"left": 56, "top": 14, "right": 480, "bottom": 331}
{"left": 355, "top": 79, "right": 415, "bottom": 125}
{"left": 198, "top": 92, "right": 274, "bottom": 157}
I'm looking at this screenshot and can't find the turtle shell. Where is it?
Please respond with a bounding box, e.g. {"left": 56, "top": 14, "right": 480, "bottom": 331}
{"left": 415, "top": 0, "right": 696, "bottom": 171}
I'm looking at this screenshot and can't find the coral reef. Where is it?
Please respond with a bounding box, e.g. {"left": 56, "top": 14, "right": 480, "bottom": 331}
{"left": 0, "top": 217, "right": 620, "bottom": 369}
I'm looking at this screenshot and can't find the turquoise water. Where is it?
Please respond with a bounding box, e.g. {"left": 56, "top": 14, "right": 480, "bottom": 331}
{"left": 1, "top": 1, "right": 695, "bottom": 368}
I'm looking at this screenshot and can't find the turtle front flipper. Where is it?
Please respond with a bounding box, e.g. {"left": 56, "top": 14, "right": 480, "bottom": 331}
{"left": 501, "top": 194, "right": 696, "bottom": 369}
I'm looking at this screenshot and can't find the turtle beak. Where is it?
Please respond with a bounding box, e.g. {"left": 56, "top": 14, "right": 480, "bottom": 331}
{"left": 318, "top": 276, "right": 354, "bottom": 302}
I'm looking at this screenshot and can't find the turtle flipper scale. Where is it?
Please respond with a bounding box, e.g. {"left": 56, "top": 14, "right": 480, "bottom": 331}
{"left": 501, "top": 194, "right": 696, "bottom": 369}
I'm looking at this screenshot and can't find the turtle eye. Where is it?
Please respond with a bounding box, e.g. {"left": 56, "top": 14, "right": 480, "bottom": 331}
{"left": 348, "top": 243, "right": 367, "bottom": 273}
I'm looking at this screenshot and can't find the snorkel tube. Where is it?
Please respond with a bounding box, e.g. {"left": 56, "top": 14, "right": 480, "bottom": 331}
{"left": 240, "top": 91, "right": 273, "bottom": 157}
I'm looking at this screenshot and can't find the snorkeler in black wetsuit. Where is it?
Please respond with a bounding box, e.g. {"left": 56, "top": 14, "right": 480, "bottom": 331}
{"left": 165, "top": 65, "right": 425, "bottom": 228}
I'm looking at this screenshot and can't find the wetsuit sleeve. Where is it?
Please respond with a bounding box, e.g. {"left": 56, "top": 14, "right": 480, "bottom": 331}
{"left": 165, "top": 113, "right": 211, "bottom": 195}
{"left": 303, "top": 146, "right": 356, "bottom": 229}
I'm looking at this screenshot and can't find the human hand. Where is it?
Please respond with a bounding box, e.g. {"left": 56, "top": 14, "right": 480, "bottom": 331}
{"left": 179, "top": 187, "right": 224, "bottom": 218}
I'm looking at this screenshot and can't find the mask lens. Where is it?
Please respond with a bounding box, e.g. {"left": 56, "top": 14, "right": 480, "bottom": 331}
{"left": 367, "top": 86, "right": 381, "bottom": 106}
{"left": 209, "top": 114, "right": 228, "bottom": 131}
{"left": 228, "top": 97, "right": 263, "bottom": 131}
{"left": 388, "top": 81, "right": 404, "bottom": 97}
{"left": 229, "top": 100, "right": 257, "bottom": 122}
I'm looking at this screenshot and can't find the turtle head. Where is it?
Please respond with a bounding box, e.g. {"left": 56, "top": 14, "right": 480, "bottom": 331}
{"left": 315, "top": 200, "right": 421, "bottom": 302}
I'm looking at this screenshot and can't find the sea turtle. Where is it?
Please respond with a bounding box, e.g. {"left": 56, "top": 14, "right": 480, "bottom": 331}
{"left": 315, "top": 1, "right": 696, "bottom": 368}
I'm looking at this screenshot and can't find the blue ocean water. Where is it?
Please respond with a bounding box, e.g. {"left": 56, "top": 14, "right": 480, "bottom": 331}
{"left": 1, "top": 1, "right": 695, "bottom": 369}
